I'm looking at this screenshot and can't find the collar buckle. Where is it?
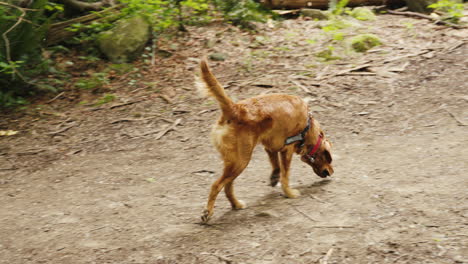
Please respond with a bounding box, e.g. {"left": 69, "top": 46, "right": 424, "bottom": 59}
{"left": 285, "top": 117, "right": 311, "bottom": 146}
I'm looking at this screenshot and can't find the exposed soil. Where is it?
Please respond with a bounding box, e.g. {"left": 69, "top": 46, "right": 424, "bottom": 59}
{"left": 1, "top": 12, "right": 467, "bottom": 264}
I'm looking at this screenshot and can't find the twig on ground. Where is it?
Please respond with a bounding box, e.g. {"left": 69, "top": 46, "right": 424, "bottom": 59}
{"left": 443, "top": 108, "right": 467, "bottom": 126}
{"left": 388, "top": 62, "right": 410, "bottom": 72}
{"left": 137, "top": 129, "right": 162, "bottom": 137}
{"left": 290, "top": 203, "right": 316, "bottom": 222}
{"left": 110, "top": 116, "right": 159, "bottom": 124}
{"left": 109, "top": 100, "right": 143, "bottom": 109}
{"left": 446, "top": 40, "right": 467, "bottom": 52}
{"left": 383, "top": 50, "right": 431, "bottom": 63}
{"left": 48, "top": 123, "right": 77, "bottom": 136}
{"left": 336, "top": 63, "right": 373, "bottom": 76}
{"left": 318, "top": 248, "right": 334, "bottom": 264}
{"left": 197, "top": 108, "right": 218, "bottom": 115}
{"left": 130, "top": 86, "right": 151, "bottom": 94}
{"left": 159, "top": 94, "right": 173, "bottom": 104}
{"left": 289, "top": 78, "right": 315, "bottom": 95}
{"left": 45, "top": 92, "right": 65, "bottom": 104}
{"left": 117, "top": 69, "right": 139, "bottom": 81}
{"left": 341, "top": 72, "right": 376, "bottom": 76}
{"left": 309, "top": 194, "right": 326, "bottom": 203}
{"left": 155, "top": 118, "right": 181, "bottom": 140}
{"left": 310, "top": 225, "right": 354, "bottom": 228}
{"left": 386, "top": 9, "right": 464, "bottom": 29}
{"left": 15, "top": 149, "right": 46, "bottom": 156}
{"left": 0, "top": 167, "right": 17, "bottom": 171}
{"left": 200, "top": 252, "right": 233, "bottom": 264}
{"left": 315, "top": 65, "right": 330, "bottom": 81}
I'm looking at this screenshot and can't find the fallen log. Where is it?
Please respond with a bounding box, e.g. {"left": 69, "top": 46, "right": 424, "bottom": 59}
{"left": 261, "top": 0, "right": 405, "bottom": 9}
{"left": 45, "top": 5, "right": 121, "bottom": 46}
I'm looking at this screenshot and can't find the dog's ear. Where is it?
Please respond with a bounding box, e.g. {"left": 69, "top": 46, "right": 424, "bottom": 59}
{"left": 324, "top": 150, "right": 332, "bottom": 163}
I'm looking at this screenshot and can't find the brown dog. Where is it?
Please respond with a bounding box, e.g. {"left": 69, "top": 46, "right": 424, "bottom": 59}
{"left": 198, "top": 60, "right": 334, "bottom": 223}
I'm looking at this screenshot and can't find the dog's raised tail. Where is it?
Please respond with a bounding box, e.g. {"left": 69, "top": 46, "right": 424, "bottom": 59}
{"left": 199, "top": 59, "right": 235, "bottom": 118}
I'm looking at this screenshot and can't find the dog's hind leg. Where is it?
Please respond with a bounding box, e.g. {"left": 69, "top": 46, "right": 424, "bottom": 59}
{"left": 279, "top": 149, "right": 301, "bottom": 198}
{"left": 225, "top": 176, "right": 246, "bottom": 210}
{"left": 265, "top": 149, "right": 280, "bottom": 187}
{"left": 202, "top": 147, "right": 253, "bottom": 223}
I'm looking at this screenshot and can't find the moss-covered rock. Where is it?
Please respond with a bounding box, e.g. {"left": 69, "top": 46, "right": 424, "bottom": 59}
{"left": 349, "top": 7, "right": 376, "bottom": 21}
{"left": 301, "top": 9, "right": 330, "bottom": 20}
{"left": 349, "top": 34, "right": 382, "bottom": 52}
{"left": 97, "top": 16, "right": 151, "bottom": 63}
{"left": 315, "top": 47, "right": 341, "bottom": 61}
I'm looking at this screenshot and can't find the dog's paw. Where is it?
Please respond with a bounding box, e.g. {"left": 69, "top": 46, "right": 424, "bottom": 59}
{"left": 201, "top": 209, "right": 212, "bottom": 223}
{"left": 285, "top": 188, "right": 301, "bottom": 199}
{"left": 233, "top": 200, "right": 247, "bottom": 210}
{"left": 270, "top": 171, "right": 280, "bottom": 187}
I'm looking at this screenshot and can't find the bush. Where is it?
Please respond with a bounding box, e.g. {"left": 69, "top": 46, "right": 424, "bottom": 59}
{"left": 0, "top": 0, "right": 60, "bottom": 107}
{"left": 0, "top": 0, "right": 271, "bottom": 107}
{"left": 213, "top": 0, "right": 272, "bottom": 28}
{"left": 428, "top": 0, "right": 464, "bottom": 23}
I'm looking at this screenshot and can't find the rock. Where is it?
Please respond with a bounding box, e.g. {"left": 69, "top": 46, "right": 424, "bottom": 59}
{"left": 205, "top": 39, "right": 217, "bottom": 48}
{"left": 301, "top": 9, "right": 330, "bottom": 20}
{"left": 403, "top": 0, "right": 437, "bottom": 13}
{"left": 97, "top": 16, "right": 151, "bottom": 63}
{"left": 349, "top": 7, "right": 376, "bottom": 21}
{"left": 349, "top": 34, "right": 382, "bottom": 52}
{"left": 209, "top": 53, "right": 227, "bottom": 61}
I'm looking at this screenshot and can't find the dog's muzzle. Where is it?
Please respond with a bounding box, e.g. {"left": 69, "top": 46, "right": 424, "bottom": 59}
{"left": 321, "top": 169, "right": 330, "bottom": 178}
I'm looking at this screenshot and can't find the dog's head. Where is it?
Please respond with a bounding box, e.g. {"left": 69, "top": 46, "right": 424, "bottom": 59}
{"left": 299, "top": 119, "right": 334, "bottom": 178}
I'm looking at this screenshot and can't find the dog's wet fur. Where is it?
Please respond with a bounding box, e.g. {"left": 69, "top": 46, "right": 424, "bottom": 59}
{"left": 198, "top": 60, "right": 334, "bottom": 223}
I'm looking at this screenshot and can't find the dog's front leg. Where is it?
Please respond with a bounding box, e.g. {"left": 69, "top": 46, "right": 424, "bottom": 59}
{"left": 265, "top": 148, "right": 280, "bottom": 187}
{"left": 279, "top": 149, "right": 301, "bottom": 198}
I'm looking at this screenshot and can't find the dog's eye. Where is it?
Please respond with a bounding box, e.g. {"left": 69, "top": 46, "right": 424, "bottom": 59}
{"left": 324, "top": 150, "right": 332, "bottom": 163}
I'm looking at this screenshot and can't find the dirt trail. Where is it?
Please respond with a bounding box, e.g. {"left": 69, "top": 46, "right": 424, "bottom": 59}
{"left": 1, "top": 14, "right": 468, "bottom": 263}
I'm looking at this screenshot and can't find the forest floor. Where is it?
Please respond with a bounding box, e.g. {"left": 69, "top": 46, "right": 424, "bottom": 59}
{"left": 1, "top": 11, "right": 467, "bottom": 264}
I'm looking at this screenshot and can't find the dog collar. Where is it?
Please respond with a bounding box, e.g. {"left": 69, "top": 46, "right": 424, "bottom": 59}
{"left": 304, "top": 133, "right": 323, "bottom": 164}
{"left": 308, "top": 134, "right": 323, "bottom": 157}
{"left": 285, "top": 117, "right": 310, "bottom": 146}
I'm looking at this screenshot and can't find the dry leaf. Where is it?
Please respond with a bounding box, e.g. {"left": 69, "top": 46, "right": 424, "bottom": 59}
{"left": 0, "top": 130, "right": 18, "bottom": 136}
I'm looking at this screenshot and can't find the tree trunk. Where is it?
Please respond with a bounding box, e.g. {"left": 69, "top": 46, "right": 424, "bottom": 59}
{"left": 261, "top": 0, "right": 405, "bottom": 9}
{"left": 403, "top": 0, "right": 436, "bottom": 13}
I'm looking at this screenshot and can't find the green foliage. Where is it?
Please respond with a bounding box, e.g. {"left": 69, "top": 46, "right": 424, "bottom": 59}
{"left": 428, "top": 0, "right": 464, "bottom": 23}
{"left": 328, "top": 0, "right": 350, "bottom": 16}
{"left": 322, "top": 18, "right": 352, "bottom": 32}
{"left": 107, "top": 63, "right": 135, "bottom": 74}
{"left": 75, "top": 73, "right": 109, "bottom": 90}
{"left": 0, "top": 0, "right": 271, "bottom": 108}
{"left": 349, "top": 34, "right": 382, "bottom": 52}
{"left": 119, "top": 0, "right": 176, "bottom": 30}
{"left": 315, "top": 46, "right": 341, "bottom": 61}
{"left": 213, "top": 0, "right": 272, "bottom": 28}
{"left": 0, "top": 0, "right": 61, "bottom": 107}
{"left": 348, "top": 7, "right": 376, "bottom": 21}
{"left": 94, "top": 93, "right": 117, "bottom": 106}
{"left": 0, "top": 91, "right": 28, "bottom": 108}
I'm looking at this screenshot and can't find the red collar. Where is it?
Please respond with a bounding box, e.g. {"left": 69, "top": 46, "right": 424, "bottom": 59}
{"left": 308, "top": 134, "right": 323, "bottom": 157}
